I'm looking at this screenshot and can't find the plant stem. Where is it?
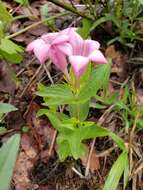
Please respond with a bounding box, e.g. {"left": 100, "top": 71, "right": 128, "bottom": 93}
{"left": 85, "top": 138, "right": 96, "bottom": 176}
{"left": 129, "top": 112, "right": 140, "bottom": 175}
{"left": 75, "top": 78, "right": 80, "bottom": 121}
{"left": 6, "top": 12, "right": 68, "bottom": 39}
{"left": 47, "top": 0, "right": 93, "bottom": 20}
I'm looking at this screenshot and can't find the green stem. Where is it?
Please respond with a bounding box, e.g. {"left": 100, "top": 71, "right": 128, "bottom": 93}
{"left": 12, "top": 15, "right": 37, "bottom": 21}
{"left": 48, "top": 0, "right": 93, "bottom": 20}
{"left": 6, "top": 12, "right": 68, "bottom": 39}
{"left": 75, "top": 78, "right": 80, "bottom": 121}
{"left": 86, "top": 0, "right": 96, "bottom": 17}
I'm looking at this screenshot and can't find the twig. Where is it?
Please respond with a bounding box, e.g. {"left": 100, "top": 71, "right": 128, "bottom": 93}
{"left": 132, "top": 174, "right": 137, "bottom": 190}
{"left": 68, "top": 0, "right": 77, "bottom": 10}
{"left": 96, "top": 145, "right": 117, "bottom": 157}
{"left": 72, "top": 167, "right": 84, "bottom": 178}
{"left": 133, "top": 162, "right": 143, "bottom": 176}
{"left": 85, "top": 138, "right": 96, "bottom": 177}
{"left": 16, "top": 68, "right": 25, "bottom": 77}
{"left": 48, "top": 130, "right": 57, "bottom": 156}
{"left": 43, "top": 61, "right": 54, "bottom": 84}
{"left": 85, "top": 105, "right": 114, "bottom": 176}
{"left": 129, "top": 112, "right": 140, "bottom": 175}
{"left": 19, "top": 64, "right": 43, "bottom": 98}
{"left": 6, "top": 12, "right": 68, "bottom": 39}
{"left": 47, "top": 0, "right": 93, "bottom": 20}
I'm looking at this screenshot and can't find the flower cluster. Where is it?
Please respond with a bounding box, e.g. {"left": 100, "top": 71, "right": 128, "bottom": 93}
{"left": 27, "top": 28, "right": 107, "bottom": 78}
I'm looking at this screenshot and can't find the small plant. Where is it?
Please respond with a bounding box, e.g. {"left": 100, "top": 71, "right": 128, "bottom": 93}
{"left": 27, "top": 28, "right": 128, "bottom": 189}
{"left": 48, "top": 0, "right": 143, "bottom": 47}
{"left": 87, "top": 0, "right": 143, "bottom": 47}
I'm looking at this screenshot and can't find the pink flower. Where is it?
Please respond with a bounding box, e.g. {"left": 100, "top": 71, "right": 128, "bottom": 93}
{"left": 67, "top": 29, "right": 107, "bottom": 78}
{"left": 26, "top": 32, "right": 72, "bottom": 72}
{"left": 26, "top": 27, "right": 107, "bottom": 78}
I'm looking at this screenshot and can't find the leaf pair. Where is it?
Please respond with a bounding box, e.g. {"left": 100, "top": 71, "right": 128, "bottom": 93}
{"left": 37, "top": 109, "right": 127, "bottom": 160}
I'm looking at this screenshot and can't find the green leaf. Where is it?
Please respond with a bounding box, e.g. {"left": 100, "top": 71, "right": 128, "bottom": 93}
{"left": 0, "top": 38, "right": 23, "bottom": 63}
{"left": 36, "top": 83, "right": 75, "bottom": 106}
{"left": 39, "top": 109, "right": 62, "bottom": 131}
{"left": 139, "top": 0, "right": 143, "bottom": 5}
{"left": 0, "top": 1, "right": 13, "bottom": 26}
{"left": 0, "top": 21, "right": 4, "bottom": 39}
{"left": 0, "top": 134, "right": 20, "bottom": 190}
{"left": 57, "top": 139, "right": 71, "bottom": 161}
{"left": 69, "top": 101, "right": 89, "bottom": 121}
{"left": 103, "top": 152, "right": 128, "bottom": 190}
{"left": 90, "top": 14, "right": 120, "bottom": 32}
{"left": 109, "top": 132, "right": 126, "bottom": 151}
{"left": 115, "top": 100, "right": 131, "bottom": 114}
{"left": 90, "top": 101, "right": 107, "bottom": 109}
{"left": 124, "top": 156, "right": 129, "bottom": 190}
{"left": 40, "top": 3, "right": 49, "bottom": 19}
{"left": 14, "top": 0, "right": 29, "bottom": 6}
{"left": 0, "top": 103, "right": 17, "bottom": 114}
{"left": 77, "top": 18, "right": 92, "bottom": 39}
{"left": 0, "top": 127, "right": 7, "bottom": 134}
{"left": 79, "top": 60, "right": 112, "bottom": 102}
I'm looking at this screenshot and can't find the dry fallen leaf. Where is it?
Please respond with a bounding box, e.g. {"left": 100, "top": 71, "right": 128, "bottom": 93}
{"left": 105, "top": 45, "right": 128, "bottom": 78}
{"left": 13, "top": 151, "right": 34, "bottom": 190}
{"left": 82, "top": 145, "right": 100, "bottom": 172}
{"left": 0, "top": 61, "right": 16, "bottom": 95}
{"left": 21, "top": 134, "right": 38, "bottom": 159}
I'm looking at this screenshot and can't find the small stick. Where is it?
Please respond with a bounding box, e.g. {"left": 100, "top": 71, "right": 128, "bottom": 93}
{"left": 7, "top": 12, "right": 68, "bottom": 39}
{"left": 129, "top": 112, "right": 140, "bottom": 174}
{"left": 85, "top": 105, "right": 114, "bottom": 176}
{"left": 43, "top": 61, "right": 54, "bottom": 84}
{"left": 85, "top": 138, "right": 96, "bottom": 177}
{"left": 48, "top": 0, "right": 93, "bottom": 20}
{"left": 48, "top": 130, "right": 57, "bottom": 157}
{"left": 96, "top": 145, "right": 117, "bottom": 157}
{"left": 19, "top": 64, "right": 43, "bottom": 98}
{"left": 72, "top": 167, "right": 84, "bottom": 178}
{"left": 133, "top": 162, "right": 143, "bottom": 175}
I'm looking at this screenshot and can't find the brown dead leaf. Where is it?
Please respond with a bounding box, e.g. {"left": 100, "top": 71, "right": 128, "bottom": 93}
{"left": 13, "top": 151, "right": 34, "bottom": 190}
{"left": 17, "top": 6, "right": 39, "bottom": 18}
{"left": 21, "top": 134, "right": 37, "bottom": 159}
{"left": 6, "top": 110, "right": 25, "bottom": 129}
{"left": 0, "top": 61, "right": 16, "bottom": 95}
{"left": 32, "top": 117, "right": 56, "bottom": 160}
{"left": 82, "top": 146, "right": 100, "bottom": 172}
{"left": 24, "top": 21, "right": 48, "bottom": 36}
{"left": 105, "top": 45, "right": 120, "bottom": 59}
{"left": 105, "top": 45, "right": 128, "bottom": 78}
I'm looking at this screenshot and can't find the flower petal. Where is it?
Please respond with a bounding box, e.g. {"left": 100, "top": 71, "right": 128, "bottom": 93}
{"left": 41, "top": 32, "right": 58, "bottom": 44}
{"left": 49, "top": 48, "right": 68, "bottom": 72}
{"left": 69, "top": 55, "right": 89, "bottom": 78}
{"left": 83, "top": 40, "right": 100, "bottom": 56}
{"left": 33, "top": 44, "right": 50, "bottom": 64}
{"left": 60, "top": 27, "right": 76, "bottom": 35}
{"left": 52, "top": 34, "right": 69, "bottom": 44}
{"left": 89, "top": 49, "right": 107, "bottom": 64}
{"left": 26, "top": 39, "right": 45, "bottom": 52}
{"left": 69, "top": 30, "right": 84, "bottom": 55}
{"left": 57, "top": 42, "right": 73, "bottom": 56}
